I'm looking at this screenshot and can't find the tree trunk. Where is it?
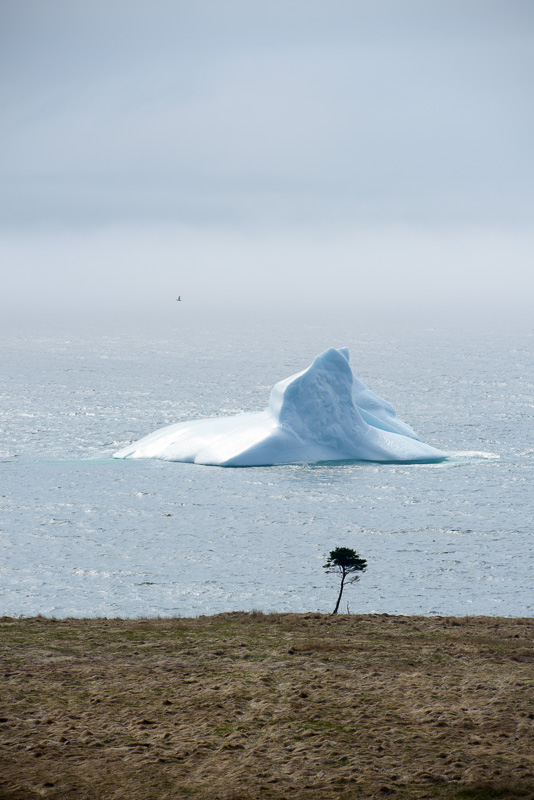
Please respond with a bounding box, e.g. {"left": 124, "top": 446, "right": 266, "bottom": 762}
{"left": 332, "top": 573, "right": 346, "bottom": 614}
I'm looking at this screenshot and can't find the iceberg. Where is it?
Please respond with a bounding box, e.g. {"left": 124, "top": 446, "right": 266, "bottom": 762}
{"left": 114, "top": 347, "right": 446, "bottom": 466}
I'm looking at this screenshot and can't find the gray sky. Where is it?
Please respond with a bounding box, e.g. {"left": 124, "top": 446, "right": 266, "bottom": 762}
{"left": 1, "top": 0, "right": 533, "bottom": 326}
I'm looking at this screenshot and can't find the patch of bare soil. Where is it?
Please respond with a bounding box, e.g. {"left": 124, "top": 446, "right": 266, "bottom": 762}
{"left": 0, "top": 613, "right": 533, "bottom": 800}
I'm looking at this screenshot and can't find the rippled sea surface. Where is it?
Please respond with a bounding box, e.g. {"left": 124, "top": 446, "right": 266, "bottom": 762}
{"left": 1, "top": 318, "right": 532, "bottom": 618}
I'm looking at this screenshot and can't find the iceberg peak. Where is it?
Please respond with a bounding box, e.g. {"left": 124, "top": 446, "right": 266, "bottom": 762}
{"left": 114, "top": 347, "right": 446, "bottom": 466}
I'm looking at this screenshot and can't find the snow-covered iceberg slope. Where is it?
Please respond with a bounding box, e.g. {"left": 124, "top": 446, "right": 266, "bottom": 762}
{"left": 114, "top": 347, "right": 446, "bottom": 466}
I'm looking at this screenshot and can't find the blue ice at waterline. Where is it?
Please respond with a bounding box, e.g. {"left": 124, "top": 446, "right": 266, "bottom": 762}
{"left": 114, "top": 347, "right": 446, "bottom": 466}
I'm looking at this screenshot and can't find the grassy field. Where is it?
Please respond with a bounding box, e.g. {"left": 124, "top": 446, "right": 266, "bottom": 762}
{"left": 1, "top": 612, "right": 533, "bottom": 800}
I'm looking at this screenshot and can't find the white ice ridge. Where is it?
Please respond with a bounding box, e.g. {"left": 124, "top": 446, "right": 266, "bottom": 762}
{"left": 113, "top": 347, "right": 447, "bottom": 466}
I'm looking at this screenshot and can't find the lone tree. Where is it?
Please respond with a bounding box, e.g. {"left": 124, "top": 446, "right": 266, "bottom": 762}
{"left": 324, "top": 547, "right": 367, "bottom": 614}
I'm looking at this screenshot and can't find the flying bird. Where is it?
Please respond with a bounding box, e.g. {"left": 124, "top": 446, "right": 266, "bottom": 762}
{"left": 176, "top": 296, "right": 181, "bottom": 301}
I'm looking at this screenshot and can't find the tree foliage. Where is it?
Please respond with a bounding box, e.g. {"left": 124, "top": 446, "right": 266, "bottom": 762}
{"left": 324, "top": 547, "right": 367, "bottom": 614}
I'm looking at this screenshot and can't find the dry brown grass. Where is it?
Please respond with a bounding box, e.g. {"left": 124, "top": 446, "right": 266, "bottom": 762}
{"left": 1, "top": 613, "right": 533, "bottom": 799}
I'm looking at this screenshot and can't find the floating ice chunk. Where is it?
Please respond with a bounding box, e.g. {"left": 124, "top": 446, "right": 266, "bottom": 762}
{"left": 114, "top": 348, "right": 446, "bottom": 466}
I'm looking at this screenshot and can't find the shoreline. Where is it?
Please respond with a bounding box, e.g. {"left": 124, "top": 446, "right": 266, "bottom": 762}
{"left": 3, "top": 610, "right": 531, "bottom": 622}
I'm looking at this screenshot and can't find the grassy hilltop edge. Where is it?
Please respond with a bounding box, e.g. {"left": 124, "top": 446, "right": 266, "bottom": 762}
{"left": 1, "top": 612, "right": 533, "bottom": 800}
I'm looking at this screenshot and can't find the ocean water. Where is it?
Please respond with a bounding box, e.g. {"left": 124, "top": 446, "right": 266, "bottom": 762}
{"left": 1, "top": 318, "right": 532, "bottom": 618}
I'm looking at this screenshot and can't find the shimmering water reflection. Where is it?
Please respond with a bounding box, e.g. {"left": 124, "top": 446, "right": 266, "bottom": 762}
{"left": 1, "top": 322, "right": 532, "bottom": 617}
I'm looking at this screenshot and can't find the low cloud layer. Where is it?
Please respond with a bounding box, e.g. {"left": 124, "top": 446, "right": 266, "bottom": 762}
{"left": 2, "top": 223, "right": 532, "bottom": 328}
{"left": 1, "top": 1, "right": 533, "bottom": 324}
{"left": 2, "top": 0, "right": 533, "bottom": 227}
